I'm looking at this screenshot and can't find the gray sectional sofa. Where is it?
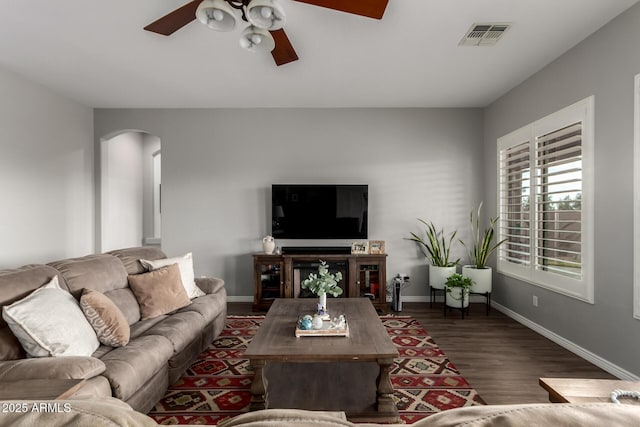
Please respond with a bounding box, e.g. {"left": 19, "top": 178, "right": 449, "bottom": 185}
{"left": 0, "top": 246, "right": 227, "bottom": 412}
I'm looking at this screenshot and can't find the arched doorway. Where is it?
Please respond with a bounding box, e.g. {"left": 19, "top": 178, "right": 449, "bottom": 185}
{"left": 99, "top": 130, "right": 161, "bottom": 252}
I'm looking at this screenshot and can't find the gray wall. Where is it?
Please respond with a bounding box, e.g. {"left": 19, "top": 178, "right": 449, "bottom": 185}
{"left": 0, "top": 66, "right": 94, "bottom": 267}
{"left": 94, "top": 108, "right": 483, "bottom": 299}
{"left": 484, "top": 3, "right": 640, "bottom": 376}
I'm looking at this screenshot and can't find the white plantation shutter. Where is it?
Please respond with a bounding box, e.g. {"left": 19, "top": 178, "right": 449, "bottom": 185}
{"left": 499, "top": 140, "right": 531, "bottom": 267}
{"left": 534, "top": 123, "right": 582, "bottom": 280}
{"left": 496, "top": 96, "right": 593, "bottom": 303}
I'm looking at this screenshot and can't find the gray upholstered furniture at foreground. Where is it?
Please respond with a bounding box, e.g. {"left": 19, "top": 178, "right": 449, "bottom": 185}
{"left": 1, "top": 399, "right": 640, "bottom": 426}
{"left": 0, "top": 246, "right": 227, "bottom": 413}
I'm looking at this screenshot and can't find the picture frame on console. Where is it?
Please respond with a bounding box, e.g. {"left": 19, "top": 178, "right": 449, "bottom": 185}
{"left": 351, "top": 241, "right": 369, "bottom": 254}
{"left": 369, "top": 240, "right": 385, "bottom": 254}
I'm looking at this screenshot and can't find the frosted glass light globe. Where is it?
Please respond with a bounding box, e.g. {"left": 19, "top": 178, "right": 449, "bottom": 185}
{"left": 260, "top": 6, "right": 272, "bottom": 19}
{"left": 212, "top": 9, "right": 224, "bottom": 21}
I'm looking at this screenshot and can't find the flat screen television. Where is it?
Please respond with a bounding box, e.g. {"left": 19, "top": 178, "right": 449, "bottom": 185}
{"left": 271, "top": 184, "right": 368, "bottom": 239}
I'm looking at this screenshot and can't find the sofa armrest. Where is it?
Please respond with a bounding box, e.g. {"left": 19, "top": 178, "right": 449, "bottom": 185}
{"left": 0, "top": 357, "right": 106, "bottom": 381}
{"left": 195, "top": 277, "right": 225, "bottom": 295}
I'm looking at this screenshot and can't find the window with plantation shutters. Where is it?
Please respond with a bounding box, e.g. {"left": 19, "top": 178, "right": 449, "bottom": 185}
{"left": 497, "top": 96, "right": 594, "bottom": 303}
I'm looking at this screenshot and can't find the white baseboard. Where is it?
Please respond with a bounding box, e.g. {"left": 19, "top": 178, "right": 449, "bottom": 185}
{"left": 493, "top": 302, "right": 639, "bottom": 381}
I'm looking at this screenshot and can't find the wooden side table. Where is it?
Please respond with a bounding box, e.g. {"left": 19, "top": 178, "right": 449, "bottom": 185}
{"left": 0, "top": 379, "right": 86, "bottom": 400}
{"left": 539, "top": 377, "right": 640, "bottom": 404}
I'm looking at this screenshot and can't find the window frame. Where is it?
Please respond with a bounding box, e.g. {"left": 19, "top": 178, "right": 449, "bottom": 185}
{"left": 634, "top": 73, "right": 640, "bottom": 320}
{"left": 496, "top": 96, "right": 595, "bottom": 303}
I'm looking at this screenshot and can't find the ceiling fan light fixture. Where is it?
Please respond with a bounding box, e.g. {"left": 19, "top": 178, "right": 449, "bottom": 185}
{"left": 239, "top": 25, "right": 275, "bottom": 53}
{"left": 246, "top": 0, "right": 286, "bottom": 30}
{"left": 195, "top": 0, "right": 236, "bottom": 31}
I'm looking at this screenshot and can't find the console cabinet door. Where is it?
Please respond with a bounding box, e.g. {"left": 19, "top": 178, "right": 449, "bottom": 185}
{"left": 352, "top": 255, "right": 388, "bottom": 313}
{"left": 253, "top": 256, "right": 284, "bottom": 311}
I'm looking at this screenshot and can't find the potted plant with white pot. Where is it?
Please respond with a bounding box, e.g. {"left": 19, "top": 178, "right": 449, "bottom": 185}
{"left": 460, "top": 202, "right": 506, "bottom": 295}
{"left": 301, "top": 260, "right": 343, "bottom": 315}
{"left": 407, "top": 219, "right": 459, "bottom": 301}
{"left": 444, "top": 273, "right": 473, "bottom": 310}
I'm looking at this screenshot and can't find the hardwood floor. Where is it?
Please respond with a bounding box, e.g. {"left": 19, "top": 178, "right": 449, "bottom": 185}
{"left": 228, "top": 300, "right": 615, "bottom": 405}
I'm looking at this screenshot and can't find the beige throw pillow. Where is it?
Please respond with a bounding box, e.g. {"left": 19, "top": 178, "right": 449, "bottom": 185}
{"left": 139, "top": 252, "right": 205, "bottom": 299}
{"left": 80, "top": 288, "right": 130, "bottom": 347}
{"left": 2, "top": 276, "right": 100, "bottom": 357}
{"left": 128, "top": 264, "right": 191, "bottom": 320}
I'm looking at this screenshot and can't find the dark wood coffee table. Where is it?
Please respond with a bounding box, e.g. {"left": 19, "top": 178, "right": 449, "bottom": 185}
{"left": 245, "top": 298, "right": 399, "bottom": 422}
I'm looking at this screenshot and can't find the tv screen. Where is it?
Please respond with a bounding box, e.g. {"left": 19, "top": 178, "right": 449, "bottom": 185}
{"left": 272, "top": 185, "right": 368, "bottom": 239}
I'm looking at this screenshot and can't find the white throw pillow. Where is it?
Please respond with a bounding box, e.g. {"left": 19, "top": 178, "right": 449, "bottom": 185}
{"left": 139, "top": 252, "right": 205, "bottom": 299}
{"left": 2, "top": 276, "right": 100, "bottom": 357}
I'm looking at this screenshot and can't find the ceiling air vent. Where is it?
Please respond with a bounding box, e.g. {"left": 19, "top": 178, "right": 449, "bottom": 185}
{"left": 459, "top": 23, "right": 511, "bottom": 46}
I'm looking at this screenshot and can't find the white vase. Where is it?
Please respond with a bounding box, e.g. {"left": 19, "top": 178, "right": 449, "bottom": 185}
{"left": 318, "top": 293, "right": 327, "bottom": 314}
{"left": 429, "top": 265, "right": 456, "bottom": 290}
{"left": 446, "top": 287, "right": 470, "bottom": 308}
{"left": 262, "top": 236, "right": 275, "bottom": 254}
{"left": 462, "top": 265, "right": 492, "bottom": 294}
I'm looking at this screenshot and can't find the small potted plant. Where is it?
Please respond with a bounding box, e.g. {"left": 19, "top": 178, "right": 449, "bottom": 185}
{"left": 445, "top": 273, "right": 473, "bottom": 309}
{"left": 460, "top": 202, "right": 507, "bottom": 294}
{"left": 407, "top": 219, "right": 460, "bottom": 291}
{"left": 301, "top": 260, "right": 343, "bottom": 314}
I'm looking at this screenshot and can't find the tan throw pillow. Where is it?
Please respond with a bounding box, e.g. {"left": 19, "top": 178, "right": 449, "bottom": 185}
{"left": 128, "top": 264, "right": 191, "bottom": 320}
{"left": 139, "top": 252, "right": 206, "bottom": 299}
{"left": 80, "top": 288, "right": 130, "bottom": 347}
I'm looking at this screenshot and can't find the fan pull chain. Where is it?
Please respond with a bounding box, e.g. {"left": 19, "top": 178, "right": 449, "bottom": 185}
{"left": 610, "top": 389, "right": 640, "bottom": 404}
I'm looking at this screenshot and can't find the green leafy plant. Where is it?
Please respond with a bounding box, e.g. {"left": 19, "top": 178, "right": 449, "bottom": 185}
{"left": 462, "top": 202, "right": 507, "bottom": 269}
{"left": 301, "top": 261, "right": 343, "bottom": 297}
{"left": 445, "top": 273, "right": 473, "bottom": 299}
{"left": 407, "top": 219, "right": 459, "bottom": 267}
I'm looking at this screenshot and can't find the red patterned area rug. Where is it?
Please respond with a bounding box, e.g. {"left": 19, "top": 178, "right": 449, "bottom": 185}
{"left": 148, "top": 315, "right": 485, "bottom": 425}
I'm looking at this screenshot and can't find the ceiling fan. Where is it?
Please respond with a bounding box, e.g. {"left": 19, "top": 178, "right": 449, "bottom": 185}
{"left": 144, "top": 0, "right": 390, "bottom": 66}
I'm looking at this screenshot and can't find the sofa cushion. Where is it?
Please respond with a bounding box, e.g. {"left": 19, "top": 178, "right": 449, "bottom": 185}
{"left": 142, "top": 311, "right": 206, "bottom": 354}
{"left": 177, "top": 292, "right": 227, "bottom": 324}
{"left": 99, "top": 334, "right": 174, "bottom": 401}
{"left": 0, "top": 356, "right": 105, "bottom": 381}
{"left": 103, "top": 288, "right": 141, "bottom": 325}
{"left": 0, "top": 264, "right": 64, "bottom": 361}
{"left": 415, "top": 402, "right": 640, "bottom": 427}
{"left": 218, "top": 409, "right": 351, "bottom": 427}
{"left": 129, "top": 315, "right": 168, "bottom": 340}
{"left": 140, "top": 252, "right": 205, "bottom": 299}
{"left": 80, "top": 288, "right": 130, "bottom": 347}
{"left": 128, "top": 264, "right": 191, "bottom": 320}
{"left": 108, "top": 246, "right": 167, "bottom": 275}
{"left": 48, "top": 254, "right": 129, "bottom": 299}
{"left": 2, "top": 276, "right": 100, "bottom": 357}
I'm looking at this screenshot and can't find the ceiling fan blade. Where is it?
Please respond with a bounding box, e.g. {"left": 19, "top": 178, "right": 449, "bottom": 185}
{"left": 144, "top": 0, "right": 201, "bottom": 36}
{"left": 292, "top": 0, "right": 389, "bottom": 19}
{"left": 270, "top": 29, "right": 299, "bottom": 66}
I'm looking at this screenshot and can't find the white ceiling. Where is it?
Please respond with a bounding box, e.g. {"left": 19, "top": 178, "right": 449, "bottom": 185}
{"left": 0, "top": 0, "right": 637, "bottom": 108}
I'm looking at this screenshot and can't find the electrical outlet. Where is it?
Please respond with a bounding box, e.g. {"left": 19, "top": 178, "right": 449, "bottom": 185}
{"left": 533, "top": 295, "right": 538, "bottom": 307}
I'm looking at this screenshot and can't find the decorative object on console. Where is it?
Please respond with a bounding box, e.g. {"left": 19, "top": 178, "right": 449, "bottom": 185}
{"left": 369, "top": 240, "right": 385, "bottom": 254}
{"left": 460, "top": 202, "right": 506, "bottom": 295}
{"left": 262, "top": 235, "right": 275, "bottom": 254}
{"left": 300, "top": 260, "right": 343, "bottom": 315}
{"left": 2, "top": 276, "right": 100, "bottom": 357}
{"left": 351, "top": 241, "right": 369, "bottom": 254}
